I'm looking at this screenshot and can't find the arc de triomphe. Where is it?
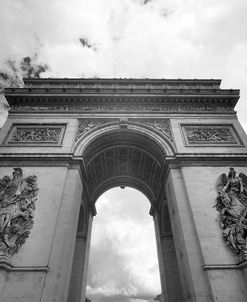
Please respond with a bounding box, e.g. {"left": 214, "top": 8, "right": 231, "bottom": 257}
{"left": 0, "top": 78, "right": 247, "bottom": 302}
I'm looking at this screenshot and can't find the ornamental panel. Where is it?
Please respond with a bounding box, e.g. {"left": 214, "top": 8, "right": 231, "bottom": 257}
{"left": 181, "top": 124, "right": 242, "bottom": 146}
{"left": 6, "top": 124, "right": 66, "bottom": 146}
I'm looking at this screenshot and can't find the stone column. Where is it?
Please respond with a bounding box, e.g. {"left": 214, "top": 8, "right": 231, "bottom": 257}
{"left": 68, "top": 206, "right": 93, "bottom": 302}
{"left": 40, "top": 168, "right": 83, "bottom": 302}
{"left": 166, "top": 166, "right": 247, "bottom": 302}
{"left": 165, "top": 168, "right": 213, "bottom": 302}
{"left": 154, "top": 202, "right": 184, "bottom": 302}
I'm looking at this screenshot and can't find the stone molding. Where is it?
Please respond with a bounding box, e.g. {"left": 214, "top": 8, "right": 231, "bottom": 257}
{"left": 202, "top": 263, "right": 247, "bottom": 270}
{"left": 5, "top": 78, "right": 239, "bottom": 115}
{"left": 22, "top": 78, "right": 223, "bottom": 89}
{"left": 1, "top": 153, "right": 247, "bottom": 166}
{"left": 0, "top": 264, "right": 50, "bottom": 272}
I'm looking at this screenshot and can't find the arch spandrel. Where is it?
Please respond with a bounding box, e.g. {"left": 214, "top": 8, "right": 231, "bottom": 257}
{"left": 73, "top": 121, "right": 173, "bottom": 206}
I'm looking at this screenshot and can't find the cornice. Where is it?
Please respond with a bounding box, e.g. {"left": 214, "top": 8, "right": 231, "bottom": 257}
{"left": 4, "top": 78, "right": 239, "bottom": 113}
{"left": 5, "top": 88, "right": 239, "bottom": 97}
{"left": 6, "top": 95, "right": 238, "bottom": 114}
{"left": 23, "top": 77, "right": 222, "bottom": 84}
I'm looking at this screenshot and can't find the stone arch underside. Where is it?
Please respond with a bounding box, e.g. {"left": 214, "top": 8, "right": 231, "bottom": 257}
{"left": 82, "top": 128, "right": 167, "bottom": 204}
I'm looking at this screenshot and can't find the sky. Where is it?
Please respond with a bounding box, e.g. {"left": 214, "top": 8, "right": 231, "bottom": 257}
{"left": 0, "top": 1, "right": 247, "bottom": 301}
{"left": 0, "top": 0, "right": 247, "bottom": 130}
{"left": 87, "top": 188, "right": 160, "bottom": 302}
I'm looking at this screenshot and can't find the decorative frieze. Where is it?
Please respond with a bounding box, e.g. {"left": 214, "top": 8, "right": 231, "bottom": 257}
{"left": 214, "top": 168, "right": 247, "bottom": 261}
{"left": 181, "top": 124, "right": 241, "bottom": 146}
{"left": 7, "top": 124, "right": 66, "bottom": 145}
{"left": 0, "top": 168, "right": 38, "bottom": 267}
{"left": 10, "top": 101, "right": 235, "bottom": 113}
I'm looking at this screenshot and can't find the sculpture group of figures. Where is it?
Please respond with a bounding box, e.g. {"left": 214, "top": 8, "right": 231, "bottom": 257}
{"left": 215, "top": 168, "right": 247, "bottom": 255}
{"left": 0, "top": 168, "right": 38, "bottom": 256}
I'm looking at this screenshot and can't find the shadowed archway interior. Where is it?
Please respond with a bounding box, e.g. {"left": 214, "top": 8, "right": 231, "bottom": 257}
{"left": 83, "top": 129, "right": 167, "bottom": 205}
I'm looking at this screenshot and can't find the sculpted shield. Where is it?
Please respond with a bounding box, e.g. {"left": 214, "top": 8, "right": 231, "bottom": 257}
{"left": 0, "top": 168, "right": 38, "bottom": 265}
{"left": 214, "top": 168, "right": 247, "bottom": 260}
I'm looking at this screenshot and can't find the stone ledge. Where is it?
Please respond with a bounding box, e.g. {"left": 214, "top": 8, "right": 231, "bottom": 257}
{"left": 202, "top": 262, "right": 247, "bottom": 270}
{"left": 0, "top": 264, "right": 50, "bottom": 272}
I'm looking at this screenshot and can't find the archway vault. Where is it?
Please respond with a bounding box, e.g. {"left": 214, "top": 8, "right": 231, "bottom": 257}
{"left": 74, "top": 121, "right": 175, "bottom": 205}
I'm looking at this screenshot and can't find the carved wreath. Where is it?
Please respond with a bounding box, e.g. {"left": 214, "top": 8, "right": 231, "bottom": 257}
{"left": 0, "top": 168, "right": 38, "bottom": 256}
{"left": 214, "top": 168, "right": 247, "bottom": 254}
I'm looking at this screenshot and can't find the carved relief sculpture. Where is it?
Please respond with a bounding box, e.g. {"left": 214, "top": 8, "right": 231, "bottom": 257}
{"left": 214, "top": 168, "right": 247, "bottom": 261}
{"left": 10, "top": 126, "right": 64, "bottom": 144}
{"left": 142, "top": 120, "right": 173, "bottom": 142}
{"left": 182, "top": 125, "right": 240, "bottom": 145}
{"left": 75, "top": 120, "right": 104, "bottom": 142}
{"left": 187, "top": 128, "right": 236, "bottom": 143}
{"left": 0, "top": 168, "right": 38, "bottom": 267}
{"left": 10, "top": 102, "right": 234, "bottom": 113}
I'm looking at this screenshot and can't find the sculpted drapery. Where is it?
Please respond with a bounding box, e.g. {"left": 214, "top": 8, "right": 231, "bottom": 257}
{"left": 215, "top": 168, "right": 247, "bottom": 255}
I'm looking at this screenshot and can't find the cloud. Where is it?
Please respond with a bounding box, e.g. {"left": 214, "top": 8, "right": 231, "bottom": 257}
{"left": 1, "top": 0, "right": 246, "bottom": 130}
{"left": 87, "top": 188, "right": 160, "bottom": 301}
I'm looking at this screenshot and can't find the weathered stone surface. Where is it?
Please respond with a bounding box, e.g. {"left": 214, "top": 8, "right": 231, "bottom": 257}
{"left": 0, "top": 78, "right": 247, "bottom": 302}
{"left": 0, "top": 168, "right": 38, "bottom": 267}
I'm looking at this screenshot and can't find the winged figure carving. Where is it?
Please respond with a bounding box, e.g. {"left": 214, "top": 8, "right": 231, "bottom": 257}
{"left": 214, "top": 168, "right": 247, "bottom": 254}
{"left": 0, "top": 168, "right": 38, "bottom": 257}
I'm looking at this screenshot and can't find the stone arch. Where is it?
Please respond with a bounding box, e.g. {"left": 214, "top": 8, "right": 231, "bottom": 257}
{"left": 73, "top": 120, "right": 175, "bottom": 205}
{"left": 68, "top": 121, "right": 185, "bottom": 301}
{"left": 73, "top": 120, "right": 176, "bottom": 156}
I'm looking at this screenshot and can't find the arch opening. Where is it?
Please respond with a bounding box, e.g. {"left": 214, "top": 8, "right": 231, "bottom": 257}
{"left": 69, "top": 124, "right": 182, "bottom": 302}
{"left": 81, "top": 127, "right": 169, "bottom": 205}
{"left": 86, "top": 187, "right": 162, "bottom": 302}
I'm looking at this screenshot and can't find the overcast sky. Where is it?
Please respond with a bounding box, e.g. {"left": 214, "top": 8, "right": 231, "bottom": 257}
{"left": 1, "top": 1, "right": 247, "bottom": 302}
{"left": 87, "top": 188, "right": 160, "bottom": 302}
{"left": 1, "top": 0, "right": 247, "bottom": 130}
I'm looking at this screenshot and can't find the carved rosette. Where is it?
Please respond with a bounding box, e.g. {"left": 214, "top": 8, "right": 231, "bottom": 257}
{"left": 214, "top": 168, "right": 247, "bottom": 262}
{"left": 0, "top": 168, "right": 38, "bottom": 267}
